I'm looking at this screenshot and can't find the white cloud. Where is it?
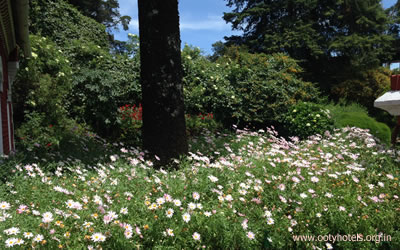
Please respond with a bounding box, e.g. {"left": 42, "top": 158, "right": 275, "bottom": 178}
{"left": 180, "top": 16, "right": 230, "bottom": 31}
{"left": 127, "top": 16, "right": 230, "bottom": 33}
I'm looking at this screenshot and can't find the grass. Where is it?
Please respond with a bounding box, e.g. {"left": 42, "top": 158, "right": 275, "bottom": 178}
{"left": 0, "top": 126, "right": 399, "bottom": 249}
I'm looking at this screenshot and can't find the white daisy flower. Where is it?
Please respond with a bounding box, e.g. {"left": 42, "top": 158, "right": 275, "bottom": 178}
{"left": 91, "top": 233, "right": 106, "bottom": 242}
{"left": 182, "top": 212, "right": 191, "bottom": 223}
{"left": 188, "top": 202, "right": 196, "bottom": 210}
{"left": 156, "top": 198, "right": 165, "bottom": 205}
{"left": 120, "top": 207, "right": 128, "bottom": 215}
{"left": 192, "top": 192, "right": 200, "bottom": 200}
{"left": 4, "top": 227, "right": 20, "bottom": 235}
{"left": 166, "top": 208, "right": 174, "bottom": 218}
{"left": 192, "top": 232, "right": 201, "bottom": 241}
{"left": 23, "top": 232, "right": 34, "bottom": 239}
{"left": 0, "top": 201, "right": 11, "bottom": 210}
{"left": 124, "top": 230, "right": 132, "bottom": 239}
{"left": 204, "top": 211, "right": 212, "bottom": 217}
{"left": 173, "top": 199, "right": 181, "bottom": 207}
{"left": 33, "top": 234, "right": 44, "bottom": 243}
{"left": 264, "top": 210, "right": 272, "bottom": 217}
{"left": 267, "top": 217, "right": 275, "bottom": 225}
{"left": 247, "top": 231, "right": 255, "bottom": 240}
{"left": 5, "top": 238, "right": 17, "bottom": 248}
{"left": 42, "top": 212, "right": 54, "bottom": 223}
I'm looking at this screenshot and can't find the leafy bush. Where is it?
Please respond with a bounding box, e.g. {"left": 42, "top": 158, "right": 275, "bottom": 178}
{"left": 331, "top": 67, "right": 391, "bottom": 111}
{"left": 220, "top": 48, "right": 321, "bottom": 127}
{"left": 282, "top": 102, "right": 334, "bottom": 139}
{"left": 13, "top": 35, "right": 73, "bottom": 125}
{"left": 186, "top": 113, "right": 221, "bottom": 136}
{"left": 15, "top": 112, "right": 91, "bottom": 159}
{"left": 327, "top": 103, "right": 391, "bottom": 145}
{"left": 29, "top": 0, "right": 109, "bottom": 48}
{"left": 13, "top": 35, "right": 78, "bottom": 154}
{"left": 28, "top": 0, "right": 142, "bottom": 137}
{"left": 116, "top": 104, "right": 143, "bottom": 146}
{"left": 182, "top": 45, "right": 321, "bottom": 129}
{"left": 65, "top": 40, "right": 141, "bottom": 136}
{"left": 182, "top": 45, "right": 239, "bottom": 126}
{"left": 115, "top": 104, "right": 221, "bottom": 146}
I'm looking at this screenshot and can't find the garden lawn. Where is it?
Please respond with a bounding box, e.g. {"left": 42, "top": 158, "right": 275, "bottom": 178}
{"left": 0, "top": 127, "right": 399, "bottom": 249}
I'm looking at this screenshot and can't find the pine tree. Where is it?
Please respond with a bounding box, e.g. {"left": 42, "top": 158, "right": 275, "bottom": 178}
{"left": 67, "top": 0, "right": 131, "bottom": 30}
{"left": 223, "top": 0, "right": 393, "bottom": 90}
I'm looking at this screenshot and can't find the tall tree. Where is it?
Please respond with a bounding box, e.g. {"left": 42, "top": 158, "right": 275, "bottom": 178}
{"left": 223, "top": 0, "right": 393, "bottom": 91}
{"left": 387, "top": 0, "right": 400, "bottom": 61}
{"left": 67, "top": 0, "right": 131, "bottom": 31}
{"left": 138, "top": 0, "right": 188, "bottom": 166}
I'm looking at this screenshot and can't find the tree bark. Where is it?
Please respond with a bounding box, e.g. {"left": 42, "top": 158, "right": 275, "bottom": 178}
{"left": 138, "top": 0, "right": 188, "bottom": 166}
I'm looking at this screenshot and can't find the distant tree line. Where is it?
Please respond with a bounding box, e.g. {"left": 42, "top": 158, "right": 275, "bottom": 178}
{"left": 219, "top": 0, "right": 400, "bottom": 94}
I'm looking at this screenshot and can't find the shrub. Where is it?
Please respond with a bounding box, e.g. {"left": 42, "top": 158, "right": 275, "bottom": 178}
{"left": 331, "top": 67, "right": 390, "bottom": 112}
{"left": 14, "top": 110, "right": 97, "bottom": 160}
{"left": 182, "top": 45, "right": 239, "bottom": 127}
{"left": 115, "top": 103, "right": 222, "bottom": 146}
{"left": 29, "top": 0, "right": 109, "bottom": 48}
{"left": 282, "top": 102, "right": 334, "bottom": 139}
{"left": 13, "top": 35, "right": 78, "bottom": 154}
{"left": 116, "top": 104, "right": 143, "bottom": 146}
{"left": 13, "top": 35, "right": 73, "bottom": 125}
{"left": 186, "top": 113, "right": 221, "bottom": 136}
{"left": 220, "top": 49, "right": 321, "bottom": 127}
{"left": 182, "top": 45, "right": 321, "bottom": 129}
{"left": 28, "top": 0, "right": 142, "bottom": 137}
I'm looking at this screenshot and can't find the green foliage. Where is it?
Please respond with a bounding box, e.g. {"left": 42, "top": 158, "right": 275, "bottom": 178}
{"left": 182, "top": 45, "right": 321, "bottom": 128}
{"left": 67, "top": 0, "right": 131, "bottom": 31}
{"left": 116, "top": 104, "right": 142, "bottom": 146}
{"left": 182, "top": 45, "right": 239, "bottom": 126}
{"left": 331, "top": 67, "right": 391, "bottom": 111}
{"left": 13, "top": 35, "right": 76, "bottom": 151}
{"left": 220, "top": 47, "right": 321, "bottom": 127}
{"left": 15, "top": 111, "right": 59, "bottom": 153}
{"left": 385, "top": 1, "right": 400, "bottom": 61}
{"left": 327, "top": 103, "right": 391, "bottom": 145}
{"left": 222, "top": 0, "right": 393, "bottom": 91}
{"left": 14, "top": 112, "right": 91, "bottom": 159}
{"left": 26, "top": 0, "right": 142, "bottom": 137}
{"left": 30, "top": 0, "right": 109, "bottom": 48}
{"left": 283, "top": 102, "right": 334, "bottom": 139}
{"left": 185, "top": 113, "right": 221, "bottom": 136}
{"left": 65, "top": 39, "right": 141, "bottom": 136}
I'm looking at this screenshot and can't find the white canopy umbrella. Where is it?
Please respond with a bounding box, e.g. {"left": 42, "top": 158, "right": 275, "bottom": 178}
{"left": 374, "top": 75, "right": 400, "bottom": 146}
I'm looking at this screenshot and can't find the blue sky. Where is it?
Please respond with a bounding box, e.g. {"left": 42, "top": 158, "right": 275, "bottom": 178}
{"left": 113, "top": 0, "right": 241, "bottom": 55}
{"left": 114, "top": 0, "right": 397, "bottom": 56}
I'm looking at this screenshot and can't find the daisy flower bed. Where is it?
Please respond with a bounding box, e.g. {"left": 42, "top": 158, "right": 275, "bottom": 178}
{"left": 0, "top": 127, "right": 399, "bottom": 249}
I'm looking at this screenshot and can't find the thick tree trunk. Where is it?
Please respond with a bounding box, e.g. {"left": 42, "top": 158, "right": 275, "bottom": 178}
{"left": 138, "top": 0, "right": 188, "bottom": 166}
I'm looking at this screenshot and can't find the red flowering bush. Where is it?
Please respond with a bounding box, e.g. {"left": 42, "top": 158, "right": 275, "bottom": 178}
{"left": 117, "top": 105, "right": 220, "bottom": 143}
{"left": 117, "top": 104, "right": 142, "bottom": 145}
